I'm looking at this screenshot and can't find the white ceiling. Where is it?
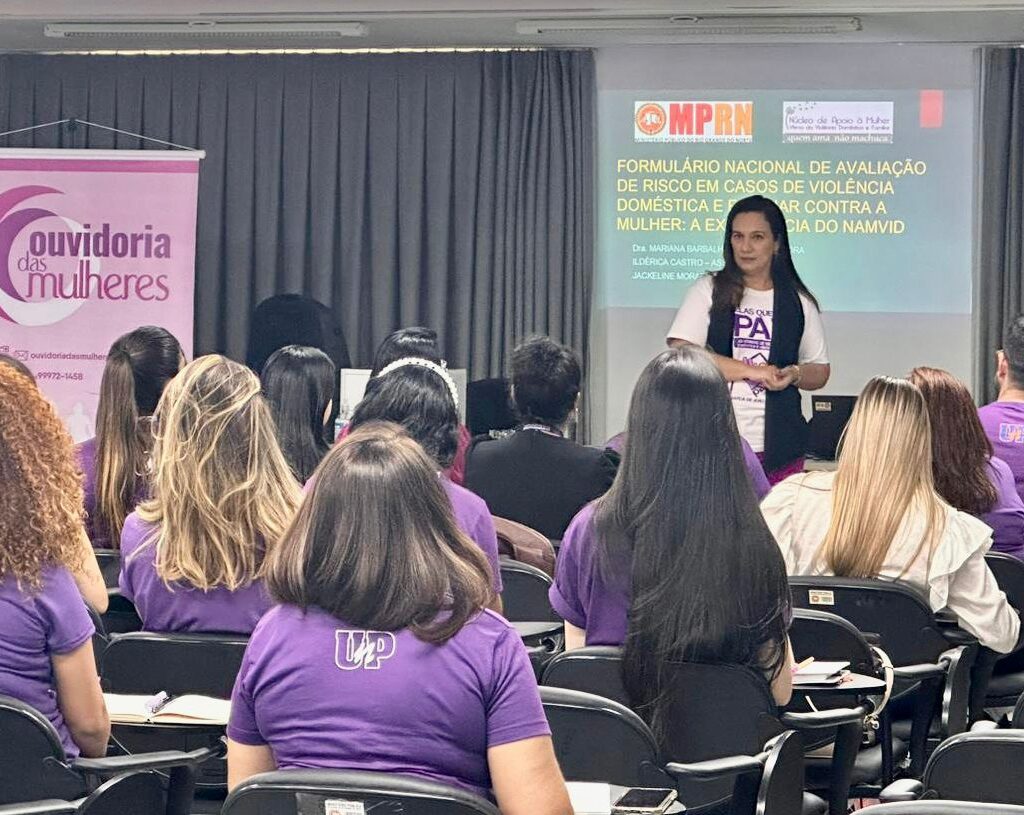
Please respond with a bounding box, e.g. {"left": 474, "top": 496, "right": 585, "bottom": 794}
{"left": 2, "top": 0, "right": 1024, "bottom": 50}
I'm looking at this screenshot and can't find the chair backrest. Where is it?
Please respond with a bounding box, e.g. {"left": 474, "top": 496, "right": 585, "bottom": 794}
{"left": 93, "top": 550, "right": 121, "bottom": 589}
{"left": 986, "top": 553, "right": 1024, "bottom": 615}
{"left": 788, "top": 576, "right": 951, "bottom": 664}
{"left": 498, "top": 558, "right": 560, "bottom": 622}
{"left": 788, "top": 608, "right": 878, "bottom": 675}
{"left": 77, "top": 770, "right": 166, "bottom": 815}
{"left": 541, "top": 646, "right": 628, "bottom": 705}
{"left": 539, "top": 686, "right": 670, "bottom": 788}
{"left": 99, "top": 593, "right": 142, "bottom": 636}
{"left": 100, "top": 631, "right": 248, "bottom": 697}
{"left": 922, "top": 731, "right": 1024, "bottom": 805}
{"left": 756, "top": 730, "right": 806, "bottom": 815}
{"left": 493, "top": 517, "right": 556, "bottom": 577}
{"left": 0, "top": 696, "right": 85, "bottom": 804}
{"left": 222, "top": 769, "right": 500, "bottom": 815}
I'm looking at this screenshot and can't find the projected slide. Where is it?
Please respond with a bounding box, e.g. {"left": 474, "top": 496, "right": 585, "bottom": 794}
{"left": 598, "top": 89, "right": 971, "bottom": 314}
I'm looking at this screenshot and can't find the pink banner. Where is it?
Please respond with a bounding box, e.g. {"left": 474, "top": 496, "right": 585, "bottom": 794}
{"left": 0, "top": 150, "right": 201, "bottom": 440}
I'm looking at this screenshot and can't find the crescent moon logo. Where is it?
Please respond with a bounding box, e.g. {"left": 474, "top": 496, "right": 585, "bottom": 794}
{"left": 0, "top": 185, "right": 95, "bottom": 326}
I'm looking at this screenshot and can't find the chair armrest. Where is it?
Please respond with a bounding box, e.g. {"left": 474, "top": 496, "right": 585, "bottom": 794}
{"left": 878, "top": 778, "right": 925, "bottom": 803}
{"left": 665, "top": 754, "right": 764, "bottom": 781}
{"left": 780, "top": 706, "right": 867, "bottom": 730}
{"left": 939, "top": 627, "right": 978, "bottom": 647}
{"left": 893, "top": 663, "right": 945, "bottom": 681}
{"left": 0, "top": 802, "right": 80, "bottom": 815}
{"left": 72, "top": 743, "right": 224, "bottom": 777}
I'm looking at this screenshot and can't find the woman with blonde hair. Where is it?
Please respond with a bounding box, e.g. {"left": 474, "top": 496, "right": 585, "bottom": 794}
{"left": 0, "top": 365, "right": 109, "bottom": 757}
{"left": 119, "top": 355, "right": 301, "bottom": 633}
{"left": 762, "top": 376, "right": 1019, "bottom": 654}
{"left": 79, "top": 326, "right": 183, "bottom": 548}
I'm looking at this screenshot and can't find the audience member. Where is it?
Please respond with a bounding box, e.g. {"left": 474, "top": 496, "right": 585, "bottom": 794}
{"left": 227, "top": 423, "right": 572, "bottom": 815}
{"left": 78, "top": 326, "right": 183, "bottom": 549}
{"left": 605, "top": 428, "right": 770, "bottom": 499}
{"left": 120, "top": 355, "right": 301, "bottom": 633}
{"left": 910, "top": 366, "right": 1024, "bottom": 558}
{"left": 261, "top": 345, "right": 336, "bottom": 482}
{"left": 340, "top": 326, "right": 470, "bottom": 484}
{"left": 0, "top": 365, "right": 109, "bottom": 758}
{"left": 348, "top": 358, "right": 503, "bottom": 601}
{"left": 763, "top": 376, "right": 1020, "bottom": 654}
{"left": 550, "top": 347, "right": 794, "bottom": 707}
{"left": 980, "top": 313, "right": 1024, "bottom": 502}
{"left": 0, "top": 353, "right": 35, "bottom": 382}
{"left": 465, "top": 336, "right": 618, "bottom": 540}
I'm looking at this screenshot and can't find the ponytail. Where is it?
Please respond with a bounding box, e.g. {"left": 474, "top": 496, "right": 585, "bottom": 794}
{"left": 94, "top": 349, "right": 149, "bottom": 548}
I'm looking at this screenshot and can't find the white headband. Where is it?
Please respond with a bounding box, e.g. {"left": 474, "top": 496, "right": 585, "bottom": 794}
{"left": 376, "top": 357, "right": 459, "bottom": 411}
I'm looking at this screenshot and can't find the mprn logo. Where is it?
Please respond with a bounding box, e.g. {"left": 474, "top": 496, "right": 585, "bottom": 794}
{"left": 335, "top": 630, "right": 396, "bottom": 670}
{"left": 635, "top": 103, "right": 667, "bottom": 136}
{"left": 999, "top": 423, "right": 1024, "bottom": 444}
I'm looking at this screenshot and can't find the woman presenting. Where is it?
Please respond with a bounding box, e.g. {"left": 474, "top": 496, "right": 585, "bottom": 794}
{"left": 667, "top": 195, "right": 829, "bottom": 484}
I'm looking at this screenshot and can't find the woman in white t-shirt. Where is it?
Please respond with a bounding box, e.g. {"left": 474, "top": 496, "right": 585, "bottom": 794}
{"left": 761, "top": 376, "right": 1019, "bottom": 655}
{"left": 667, "top": 195, "right": 829, "bottom": 483}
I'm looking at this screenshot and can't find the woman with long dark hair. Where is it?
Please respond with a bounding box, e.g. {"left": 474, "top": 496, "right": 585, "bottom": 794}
{"left": 78, "top": 326, "right": 183, "bottom": 548}
{"left": 909, "top": 367, "right": 1024, "bottom": 558}
{"left": 261, "top": 345, "right": 336, "bottom": 483}
{"left": 667, "top": 195, "right": 829, "bottom": 483}
{"left": 550, "top": 346, "right": 794, "bottom": 715}
{"left": 227, "top": 423, "right": 572, "bottom": 815}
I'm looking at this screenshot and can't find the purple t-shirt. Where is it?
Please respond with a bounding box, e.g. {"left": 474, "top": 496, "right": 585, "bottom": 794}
{"left": 981, "top": 457, "right": 1024, "bottom": 559}
{"left": 980, "top": 402, "right": 1024, "bottom": 504}
{"left": 549, "top": 503, "right": 630, "bottom": 646}
{"left": 227, "top": 604, "right": 549, "bottom": 797}
{"left": 77, "top": 437, "right": 147, "bottom": 550}
{"left": 119, "top": 513, "right": 272, "bottom": 634}
{"left": 442, "top": 479, "right": 503, "bottom": 594}
{"left": 0, "top": 567, "right": 95, "bottom": 758}
{"left": 604, "top": 431, "right": 771, "bottom": 500}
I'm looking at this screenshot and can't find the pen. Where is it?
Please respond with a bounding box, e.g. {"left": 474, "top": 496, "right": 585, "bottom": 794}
{"left": 791, "top": 657, "right": 815, "bottom": 674}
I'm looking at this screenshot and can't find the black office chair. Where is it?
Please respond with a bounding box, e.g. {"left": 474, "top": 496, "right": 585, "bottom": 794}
{"left": 540, "top": 686, "right": 672, "bottom": 787}
{"left": 788, "top": 609, "right": 908, "bottom": 795}
{"left": 498, "top": 559, "right": 560, "bottom": 622}
{"left": 222, "top": 770, "right": 499, "bottom": 815}
{"left": 983, "top": 552, "right": 1024, "bottom": 710}
{"left": 0, "top": 695, "right": 217, "bottom": 813}
{"left": 98, "top": 592, "right": 142, "bottom": 637}
{"left": 0, "top": 771, "right": 164, "bottom": 815}
{"left": 92, "top": 550, "right": 120, "bottom": 590}
{"left": 879, "top": 730, "right": 1024, "bottom": 806}
{"left": 789, "top": 575, "right": 976, "bottom": 772}
{"left": 99, "top": 632, "right": 248, "bottom": 790}
{"left": 541, "top": 649, "right": 855, "bottom": 815}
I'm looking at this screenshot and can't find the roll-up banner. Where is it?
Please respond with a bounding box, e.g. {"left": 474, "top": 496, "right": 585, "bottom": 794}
{"left": 0, "top": 149, "right": 203, "bottom": 439}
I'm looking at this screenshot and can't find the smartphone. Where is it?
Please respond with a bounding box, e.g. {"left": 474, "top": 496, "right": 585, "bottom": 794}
{"left": 610, "top": 787, "right": 678, "bottom": 814}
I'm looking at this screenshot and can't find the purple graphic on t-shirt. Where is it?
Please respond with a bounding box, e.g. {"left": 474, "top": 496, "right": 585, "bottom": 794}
{"left": 733, "top": 309, "right": 772, "bottom": 398}
{"left": 335, "top": 630, "right": 397, "bottom": 670}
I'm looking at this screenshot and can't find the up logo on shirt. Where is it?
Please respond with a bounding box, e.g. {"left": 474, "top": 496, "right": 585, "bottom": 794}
{"left": 999, "top": 423, "right": 1024, "bottom": 444}
{"left": 335, "top": 630, "right": 397, "bottom": 671}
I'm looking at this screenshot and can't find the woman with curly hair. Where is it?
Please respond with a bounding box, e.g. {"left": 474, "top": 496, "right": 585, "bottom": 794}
{"left": 120, "top": 355, "right": 301, "bottom": 633}
{"left": 0, "top": 365, "right": 110, "bottom": 757}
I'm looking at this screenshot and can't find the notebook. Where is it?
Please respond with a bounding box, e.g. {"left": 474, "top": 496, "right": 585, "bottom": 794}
{"left": 791, "top": 661, "right": 850, "bottom": 685}
{"left": 103, "top": 693, "right": 231, "bottom": 725}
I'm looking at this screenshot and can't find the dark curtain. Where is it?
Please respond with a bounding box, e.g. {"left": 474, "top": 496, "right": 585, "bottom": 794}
{"left": 977, "top": 48, "right": 1024, "bottom": 401}
{"left": 0, "top": 51, "right": 595, "bottom": 381}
